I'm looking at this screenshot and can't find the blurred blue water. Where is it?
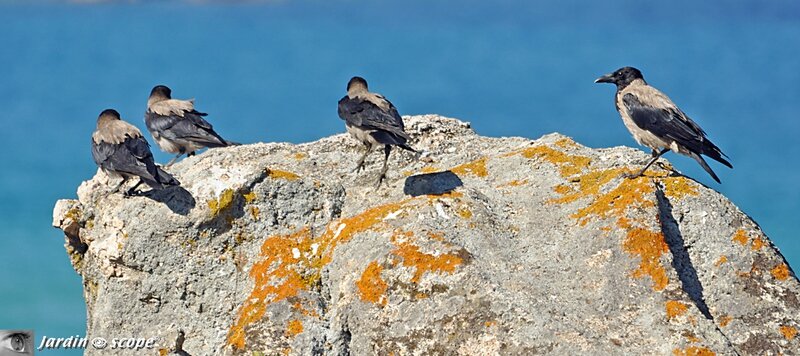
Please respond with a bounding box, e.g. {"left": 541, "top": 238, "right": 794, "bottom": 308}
{"left": 0, "top": 1, "right": 798, "bottom": 352}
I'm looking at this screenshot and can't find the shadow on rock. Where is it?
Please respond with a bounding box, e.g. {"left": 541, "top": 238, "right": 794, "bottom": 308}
{"left": 403, "top": 171, "right": 463, "bottom": 196}
{"left": 143, "top": 186, "right": 196, "bottom": 215}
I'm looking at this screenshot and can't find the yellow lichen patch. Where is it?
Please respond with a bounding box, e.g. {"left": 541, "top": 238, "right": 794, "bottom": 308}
{"left": 267, "top": 168, "right": 300, "bottom": 180}
{"left": 243, "top": 191, "right": 257, "bottom": 204}
{"left": 714, "top": 256, "right": 728, "bottom": 267}
{"left": 666, "top": 300, "right": 689, "bottom": 320}
{"left": 554, "top": 137, "right": 579, "bottom": 149}
{"left": 553, "top": 184, "right": 572, "bottom": 195}
{"left": 456, "top": 206, "right": 473, "bottom": 219}
{"left": 420, "top": 166, "right": 439, "bottom": 174}
{"left": 428, "top": 190, "right": 463, "bottom": 199}
{"left": 451, "top": 157, "right": 488, "bottom": 178}
{"left": 392, "top": 243, "right": 463, "bottom": 283}
{"left": 780, "top": 325, "right": 798, "bottom": 340}
{"left": 228, "top": 199, "right": 411, "bottom": 349}
{"left": 718, "top": 315, "right": 732, "bottom": 327}
{"left": 549, "top": 167, "right": 631, "bottom": 205}
{"left": 158, "top": 348, "right": 169, "bottom": 356}
{"left": 512, "top": 145, "right": 591, "bottom": 177}
{"left": 208, "top": 189, "right": 235, "bottom": 217}
{"left": 293, "top": 152, "right": 308, "bottom": 160}
{"left": 672, "top": 346, "right": 716, "bottom": 356}
{"left": 662, "top": 176, "right": 699, "bottom": 200}
{"left": 732, "top": 229, "right": 748, "bottom": 246}
{"left": 485, "top": 320, "right": 497, "bottom": 327}
{"left": 771, "top": 263, "right": 790, "bottom": 281}
{"left": 286, "top": 319, "right": 303, "bottom": 337}
{"left": 250, "top": 206, "right": 260, "bottom": 220}
{"left": 751, "top": 237, "right": 764, "bottom": 251}
{"left": 356, "top": 261, "right": 388, "bottom": 306}
{"left": 497, "top": 179, "right": 528, "bottom": 188}
{"left": 623, "top": 227, "right": 669, "bottom": 291}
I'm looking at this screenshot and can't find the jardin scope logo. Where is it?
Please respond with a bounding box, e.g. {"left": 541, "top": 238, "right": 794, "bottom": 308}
{"left": 0, "top": 330, "right": 34, "bottom": 355}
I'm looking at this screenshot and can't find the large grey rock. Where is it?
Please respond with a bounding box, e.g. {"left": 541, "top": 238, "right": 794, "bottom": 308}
{"left": 53, "top": 115, "right": 800, "bottom": 355}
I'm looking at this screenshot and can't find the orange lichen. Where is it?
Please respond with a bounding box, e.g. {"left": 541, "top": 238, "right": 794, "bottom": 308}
{"left": 662, "top": 176, "right": 699, "bottom": 200}
{"left": 427, "top": 232, "right": 446, "bottom": 242}
{"left": 158, "top": 348, "right": 169, "bottom": 356}
{"left": 732, "top": 229, "right": 748, "bottom": 246}
{"left": 780, "top": 325, "right": 798, "bottom": 340}
{"left": 512, "top": 145, "right": 591, "bottom": 177}
{"left": 714, "top": 256, "right": 728, "bottom": 267}
{"left": 392, "top": 243, "right": 463, "bottom": 283}
{"left": 267, "top": 168, "right": 300, "bottom": 180}
{"left": 227, "top": 199, "right": 411, "bottom": 349}
{"left": 718, "top": 315, "right": 732, "bottom": 327}
{"left": 485, "top": 320, "right": 497, "bottom": 327}
{"left": 572, "top": 176, "right": 656, "bottom": 226}
{"left": 751, "top": 237, "right": 764, "bottom": 251}
{"left": 356, "top": 261, "right": 388, "bottom": 306}
{"left": 684, "top": 332, "right": 701, "bottom": 343}
{"left": 286, "top": 319, "right": 303, "bottom": 337}
{"left": 451, "top": 157, "right": 488, "bottom": 178}
{"left": 771, "top": 263, "right": 790, "bottom": 281}
{"left": 666, "top": 300, "right": 689, "bottom": 320}
{"left": 623, "top": 227, "right": 669, "bottom": 291}
{"left": 672, "top": 346, "right": 716, "bottom": 356}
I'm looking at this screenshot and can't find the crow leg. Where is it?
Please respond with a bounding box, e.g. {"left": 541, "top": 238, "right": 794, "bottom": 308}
{"left": 123, "top": 179, "right": 144, "bottom": 197}
{"left": 626, "top": 148, "right": 669, "bottom": 179}
{"left": 375, "top": 145, "right": 392, "bottom": 187}
{"left": 353, "top": 142, "right": 372, "bottom": 173}
{"left": 165, "top": 154, "right": 183, "bottom": 168}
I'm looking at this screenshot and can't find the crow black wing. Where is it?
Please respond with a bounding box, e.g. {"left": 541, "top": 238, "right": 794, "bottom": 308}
{"left": 146, "top": 110, "right": 228, "bottom": 147}
{"left": 622, "top": 93, "right": 730, "bottom": 168}
{"left": 338, "top": 95, "right": 410, "bottom": 142}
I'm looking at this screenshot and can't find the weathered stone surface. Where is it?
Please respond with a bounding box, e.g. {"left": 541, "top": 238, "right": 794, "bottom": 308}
{"left": 53, "top": 115, "right": 800, "bottom": 355}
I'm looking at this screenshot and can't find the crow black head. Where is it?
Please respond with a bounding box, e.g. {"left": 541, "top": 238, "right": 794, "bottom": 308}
{"left": 595, "top": 67, "right": 644, "bottom": 88}
{"left": 150, "top": 85, "right": 172, "bottom": 99}
{"left": 347, "top": 76, "right": 368, "bottom": 91}
{"left": 99, "top": 109, "right": 121, "bottom": 120}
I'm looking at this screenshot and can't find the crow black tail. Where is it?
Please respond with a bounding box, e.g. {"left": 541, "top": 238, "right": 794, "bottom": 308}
{"left": 702, "top": 140, "right": 733, "bottom": 169}
{"left": 692, "top": 154, "right": 722, "bottom": 184}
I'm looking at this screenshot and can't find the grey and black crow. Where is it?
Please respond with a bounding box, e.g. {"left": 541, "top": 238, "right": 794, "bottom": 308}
{"left": 145, "top": 85, "right": 236, "bottom": 166}
{"left": 92, "top": 109, "right": 179, "bottom": 196}
{"left": 337, "top": 76, "right": 417, "bottom": 186}
{"left": 595, "top": 67, "right": 732, "bottom": 183}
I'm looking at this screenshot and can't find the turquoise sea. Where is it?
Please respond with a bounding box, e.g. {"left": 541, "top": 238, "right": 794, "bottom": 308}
{"left": 0, "top": 1, "right": 798, "bottom": 353}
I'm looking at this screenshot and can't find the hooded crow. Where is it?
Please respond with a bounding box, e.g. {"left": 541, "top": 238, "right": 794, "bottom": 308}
{"left": 91, "top": 109, "right": 179, "bottom": 196}
{"left": 595, "top": 67, "right": 732, "bottom": 183}
{"left": 145, "top": 85, "right": 236, "bottom": 166}
{"left": 337, "top": 76, "right": 417, "bottom": 186}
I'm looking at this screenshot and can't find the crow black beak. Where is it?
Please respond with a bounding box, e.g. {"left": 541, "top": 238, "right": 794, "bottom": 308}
{"left": 594, "top": 74, "right": 614, "bottom": 84}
